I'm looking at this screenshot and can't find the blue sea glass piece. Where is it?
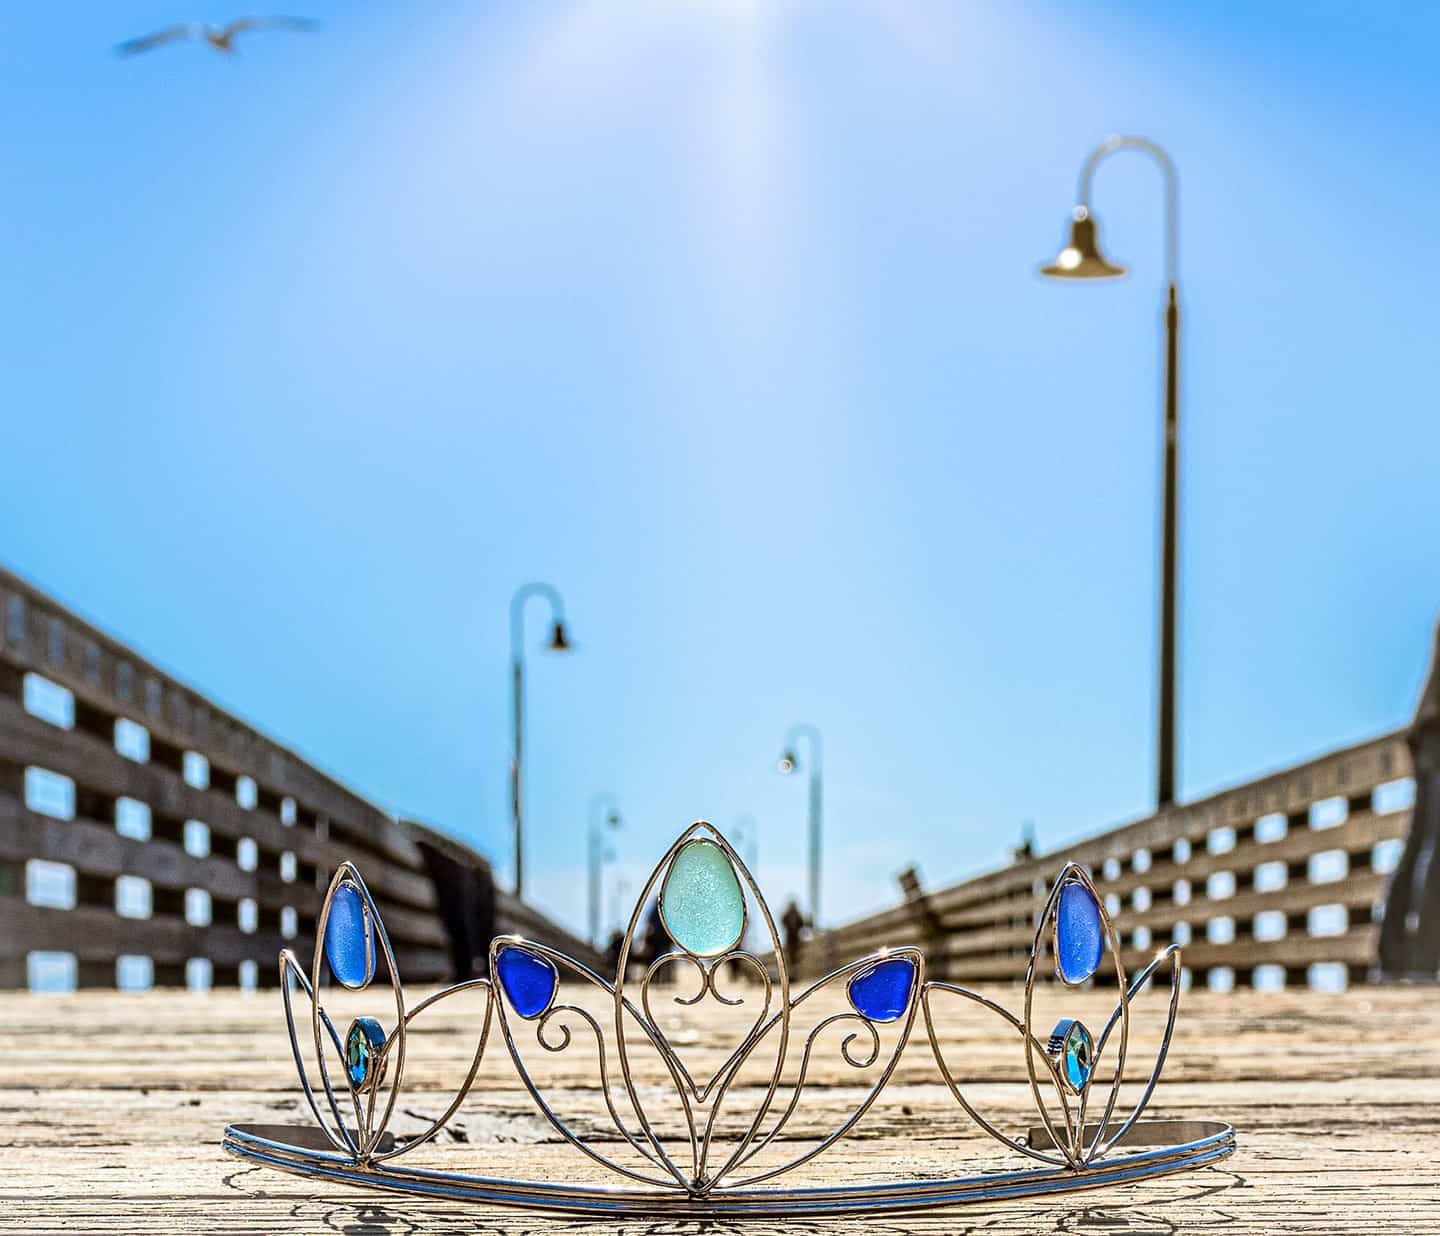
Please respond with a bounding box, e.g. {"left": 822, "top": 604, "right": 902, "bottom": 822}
{"left": 847, "top": 956, "right": 916, "bottom": 1024}
{"left": 344, "top": 1016, "right": 386, "bottom": 1091}
{"left": 1055, "top": 881, "right": 1104, "bottom": 984}
{"left": 496, "top": 945, "right": 558, "bottom": 1020}
{"left": 659, "top": 839, "right": 746, "bottom": 957}
{"left": 325, "top": 880, "right": 375, "bottom": 990}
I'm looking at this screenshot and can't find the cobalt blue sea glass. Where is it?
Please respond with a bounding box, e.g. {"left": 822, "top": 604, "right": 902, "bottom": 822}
{"left": 847, "top": 956, "right": 916, "bottom": 1024}
{"left": 497, "top": 946, "right": 558, "bottom": 1020}
{"left": 325, "top": 880, "right": 375, "bottom": 990}
{"left": 1055, "top": 882, "right": 1104, "bottom": 984}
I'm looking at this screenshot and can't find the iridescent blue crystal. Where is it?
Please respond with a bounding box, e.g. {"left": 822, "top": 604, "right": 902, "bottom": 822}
{"left": 1062, "top": 1020, "right": 1094, "bottom": 1091}
{"left": 497, "top": 945, "right": 557, "bottom": 1020}
{"left": 324, "top": 880, "right": 374, "bottom": 989}
{"left": 1055, "top": 881, "right": 1104, "bottom": 984}
{"left": 847, "top": 956, "right": 916, "bottom": 1024}
{"left": 344, "top": 1016, "right": 386, "bottom": 1091}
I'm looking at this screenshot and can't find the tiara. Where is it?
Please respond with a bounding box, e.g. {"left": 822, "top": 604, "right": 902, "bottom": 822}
{"left": 223, "top": 822, "right": 1234, "bottom": 1217}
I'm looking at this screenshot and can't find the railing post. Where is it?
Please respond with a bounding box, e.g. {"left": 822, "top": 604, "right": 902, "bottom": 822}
{"left": 897, "top": 866, "right": 946, "bottom": 981}
{"left": 1378, "top": 618, "right": 1440, "bottom": 980}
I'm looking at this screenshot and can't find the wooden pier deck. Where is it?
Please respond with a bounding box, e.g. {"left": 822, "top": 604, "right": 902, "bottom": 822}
{"left": 4, "top": 985, "right": 1439, "bottom": 1233}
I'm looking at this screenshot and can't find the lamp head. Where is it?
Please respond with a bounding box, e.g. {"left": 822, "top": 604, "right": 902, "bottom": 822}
{"left": 777, "top": 750, "right": 798, "bottom": 775}
{"left": 1040, "top": 208, "right": 1126, "bottom": 280}
{"left": 607, "top": 810, "right": 622, "bottom": 829}
{"left": 547, "top": 621, "right": 572, "bottom": 652}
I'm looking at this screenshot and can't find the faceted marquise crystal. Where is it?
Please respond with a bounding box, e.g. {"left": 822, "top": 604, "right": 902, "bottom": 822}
{"left": 659, "top": 839, "right": 746, "bottom": 957}
{"left": 1055, "top": 881, "right": 1104, "bottom": 984}
{"left": 496, "top": 945, "right": 558, "bottom": 1020}
{"left": 846, "top": 956, "right": 916, "bottom": 1024}
{"left": 325, "top": 880, "right": 375, "bottom": 989}
{"left": 1062, "top": 1019, "right": 1094, "bottom": 1092}
{"left": 344, "top": 1016, "right": 386, "bottom": 1091}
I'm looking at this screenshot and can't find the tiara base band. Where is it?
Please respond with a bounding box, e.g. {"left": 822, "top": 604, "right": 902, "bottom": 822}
{"left": 223, "top": 1120, "right": 1235, "bottom": 1218}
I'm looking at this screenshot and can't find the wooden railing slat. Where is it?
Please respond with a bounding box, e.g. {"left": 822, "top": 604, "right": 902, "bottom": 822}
{"left": 803, "top": 735, "right": 1414, "bottom": 986}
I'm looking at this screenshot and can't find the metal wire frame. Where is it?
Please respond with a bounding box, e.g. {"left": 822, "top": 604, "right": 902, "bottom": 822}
{"left": 612, "top": 822, "right": 794, "bottom": 1194}
{"left": 921, "top": 982, "right": 1075, "bottom": 1169}
{"left": 222, "top": 1118, "right": 1236, "bottom": 1217}
{"left": 486, "top": 933, "right": 695, "bottom": 1190}
{"left": 310, "top": 863, "right": 406, "bottom": 1160}
{"left": 924, "top": 933, "right": 1184, "bottom": 1170}
{"left": 1025, "top": 862, "right": 1130, "bottom": 1166}
{"left": 719, "top": 946, "right": 925, "bottom": 1188}
{"left": 640, "top": 950, "right": 772, "bottom": 1103}
{"left": 285, "top": 863, "right": 497, "bottom": 1164}
{"left": 248, "top": 825, "right": 1228, "bottom": 1217}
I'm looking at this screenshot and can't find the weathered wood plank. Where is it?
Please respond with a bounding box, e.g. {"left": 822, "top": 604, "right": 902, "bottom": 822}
{"left": 0, "top": 986, "right": 1436, "bottom": 1233}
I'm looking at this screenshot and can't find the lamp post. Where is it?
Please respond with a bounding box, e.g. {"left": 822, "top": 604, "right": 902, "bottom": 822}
{"left": 1039, "top": 135, "right": 1181, "bottom": 811}
{"left": 589, "top": 793, "right": 622, "bottom": 948}
{"left": 509, "top": 582, "right": 573, "bottom": 899}
{"left": 611, "top": 877, "right": 632, "bottom": 941}
{"left": 733, "top": 813, "right": 759, "bottom": 873}
{"left": 776, "top": 724, "right": 823, "bottom": 927}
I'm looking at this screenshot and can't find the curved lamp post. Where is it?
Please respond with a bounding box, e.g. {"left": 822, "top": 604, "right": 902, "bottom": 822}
{"left": 777, "top": 723, "right": 823, "bottom": 927}
{"left": 509, "top": 582, "right": 573, "bottom": 898}
{"left": 733, "top": 813, "right": 759, "bottom": 873}
{"left": 1040, "top": 135, "right": 1181, "bottom": 810}
{"left": 610, "top": 877, "right": 632, "bottom": 942}
{"left": 588, "top": 793, "right": 622, "bottom": 947}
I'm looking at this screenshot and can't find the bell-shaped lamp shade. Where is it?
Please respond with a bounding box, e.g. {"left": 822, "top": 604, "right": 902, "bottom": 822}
{"left": 547, "top": 621, "right": 573, "bottom": 652}
{"left": 1040, "top": 209, "right": 1126, "bottom": 280}
{"left": 777, "top": 750, "right": 798, "bottom": 775}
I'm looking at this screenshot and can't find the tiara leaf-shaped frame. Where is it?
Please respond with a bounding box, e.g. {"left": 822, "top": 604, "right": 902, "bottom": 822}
{"left": 225, "top": 822, "right": 1235, "bottom": 1217}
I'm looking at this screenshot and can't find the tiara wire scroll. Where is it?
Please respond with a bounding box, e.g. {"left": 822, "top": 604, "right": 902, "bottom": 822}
{"left": 223, "top": 822, "right": 1235, "bottom": 1217}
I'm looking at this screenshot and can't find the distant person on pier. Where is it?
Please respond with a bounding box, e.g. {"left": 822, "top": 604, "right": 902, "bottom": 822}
{"left": 605, "top": 929, "right": 625, "bottom": 979}
{"left": 640, "top": 899, "right": 668, "bottom": 981}
{"left": 781, "top": 900, "right": 806, "bottom": 968}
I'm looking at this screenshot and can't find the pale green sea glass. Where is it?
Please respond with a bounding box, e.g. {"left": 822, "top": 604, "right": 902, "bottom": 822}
{"left": 660, "top": 839, "right": 745, "bottom": 957}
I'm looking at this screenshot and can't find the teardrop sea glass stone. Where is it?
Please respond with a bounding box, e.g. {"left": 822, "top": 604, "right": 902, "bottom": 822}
{"left": 325, "top": 880, "right": 375, "bottom": 989}
{"left": 345, "top": 1016, "right": 386, "bottom": 1091}
{"left": 1063, "top": 1020, "right": 1094, "bottom": 1091}
{"left": 1055, "top": 881, "right": 1104, "bottom": 984}
{"left": 660, "top": 839, "right": 746, "bottom": 957}
{"left": 496, "top": 945, "right": 558, "bottom": 1019}
{"left": 847, "top": 957, "right": 916, "bottom": 1023}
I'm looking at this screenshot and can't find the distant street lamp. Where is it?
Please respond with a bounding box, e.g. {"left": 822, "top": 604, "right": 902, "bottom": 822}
{"left": 733, "top": 813, "right": 759, "bottom": 873}
{"left": 509, "top": 582, "right": 573, "bottom": 899}
{"left": 1040, "top": 135, "right": 1182, "bottom": 811}
{"left": 776, "top": 723, "right": 823, "bottom": 927}
{"left": 611, "top": 878, "right": 632, "bottom": 940}
{"left": 589, "top": 793, "right": 622, "bottom": 947}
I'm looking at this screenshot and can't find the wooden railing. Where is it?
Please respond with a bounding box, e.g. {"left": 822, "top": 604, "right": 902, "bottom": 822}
{"left": 803, "top": 732, "right": 1414, "bottom": 990}
{"left": 0, "top": 566, "right": 595, "bottom": 990}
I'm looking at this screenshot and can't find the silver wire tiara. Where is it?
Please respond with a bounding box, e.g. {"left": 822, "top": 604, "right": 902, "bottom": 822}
{"left": 223, "top": 822, "right": 1234, "bottom": 1217}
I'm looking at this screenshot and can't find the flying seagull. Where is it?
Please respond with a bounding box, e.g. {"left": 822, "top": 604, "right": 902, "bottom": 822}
{"left": 116, "top": 16, "right": 318, "bottom": 57}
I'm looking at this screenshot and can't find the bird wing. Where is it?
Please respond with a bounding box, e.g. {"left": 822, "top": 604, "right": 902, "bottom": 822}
{"left": 114, "top": 24, "right": 197, "bottom": 56}
{"left": 223, "top": 15, "right": 321, "bottom": 39}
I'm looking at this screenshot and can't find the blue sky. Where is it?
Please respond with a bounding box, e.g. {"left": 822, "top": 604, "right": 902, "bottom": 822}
{"left": 2, "top": 1, "right": 1437, "bottom": 938}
